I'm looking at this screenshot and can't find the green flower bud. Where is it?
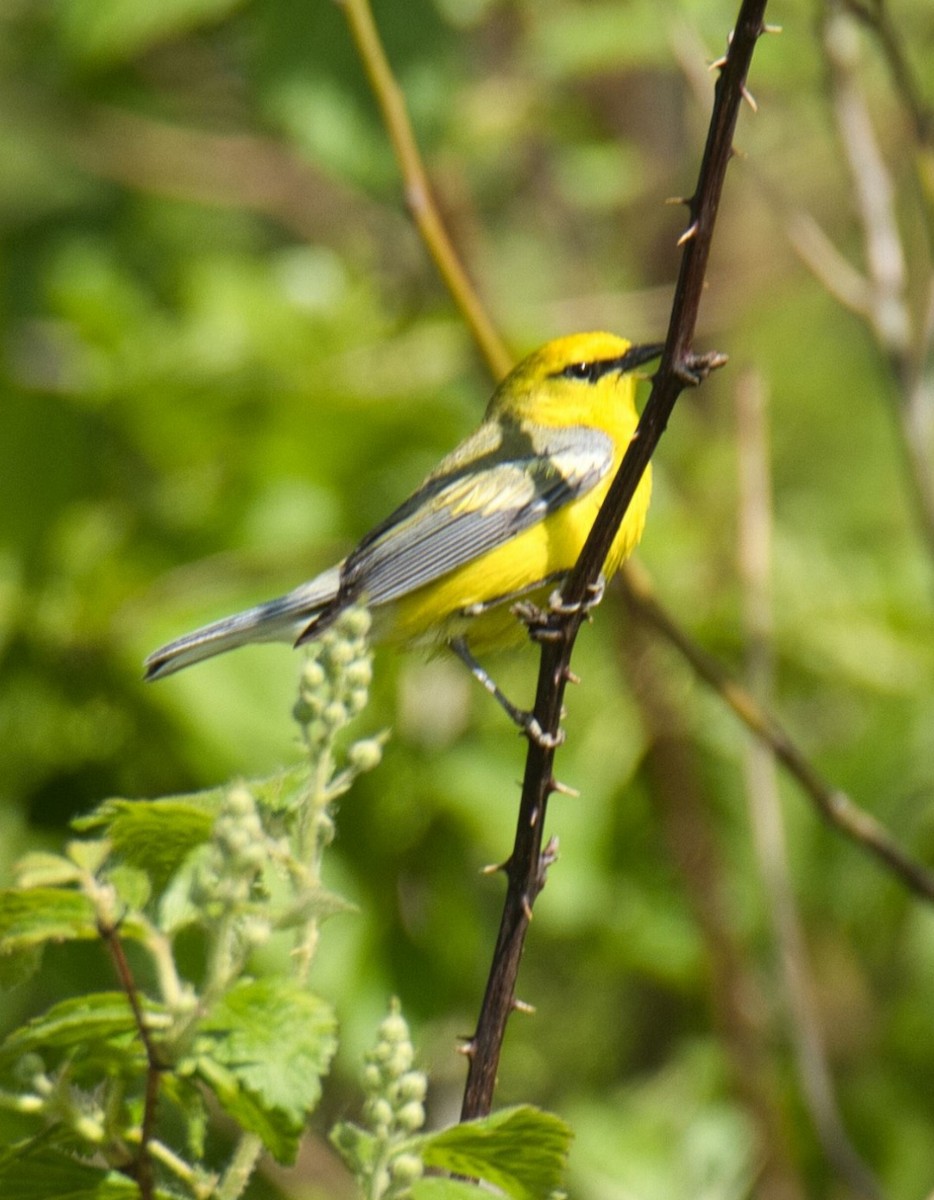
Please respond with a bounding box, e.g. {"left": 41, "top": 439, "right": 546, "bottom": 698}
{"left": 397, "top": 1071, "right": 427, "bottom": 1103}
{"left": 378, "top": 1010, "right": 409, "bottom": 1047}
{"left": 323, "top": 700, "right": 348, "bottom": 727}
{"left": 390, "top": 1153, "right": 423, "bottom": 1184}
{"left": 366, "top": 1097, "right": 394, "bottom": 1133}
{"left": 346, "top": 659, "right": 373, "bottom": 687}
{"left": 327, "top": 639, "right": 355, "bottom": 666}
{"left": 225, "top": 787, "right": 255, "bottom": 817}
{"left": 386, "top": 1043, "right": 414, "bottom": 1077}
{"left": 302, "top": 660, "right": 327, "bottom": 689}
{"left": 338, "top": 607, "right": 371, "bottom": 638}
{"left": 348, "top": 738, "right": 383, "bottom": 772}
{"left": 396, "top": 1100, "right": 425, "bottom": 1133}
{"left": 361, "top": 1063, "right": 383, "bottom": 1093}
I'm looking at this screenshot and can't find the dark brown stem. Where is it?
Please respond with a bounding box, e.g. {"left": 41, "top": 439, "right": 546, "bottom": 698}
{"left": 99, "top": 919, "right": 163, "bottom": 1200}
{"left": 460, "top": 0, "right": 771, "bottom": 1120}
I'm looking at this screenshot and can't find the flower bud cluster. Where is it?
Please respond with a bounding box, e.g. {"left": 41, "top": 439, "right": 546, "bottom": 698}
{"left": 294, "top": 607, "right": 372, "bottom": 734}
{"left": 360, "top": 999, "right": 427, "bottom": 1195}
{"left": 293, "top": 606, "right": 384, "bottom": 787}
{"left": 191, "top": 785, "right": 269, "bottom": 932}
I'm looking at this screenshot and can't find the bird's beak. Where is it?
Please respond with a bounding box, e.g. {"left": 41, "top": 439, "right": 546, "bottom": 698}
{"left": 616, "top": 343, "right": 665, "bottom": 374}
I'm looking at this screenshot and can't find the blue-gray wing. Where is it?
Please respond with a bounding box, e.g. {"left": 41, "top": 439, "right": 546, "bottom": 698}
{"left": 341, "top": 421, "right": 614, "bottom": 605}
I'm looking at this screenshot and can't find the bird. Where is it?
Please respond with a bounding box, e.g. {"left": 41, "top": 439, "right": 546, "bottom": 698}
{"left": 145, "top": 331, "right": 661, "bottom": 732}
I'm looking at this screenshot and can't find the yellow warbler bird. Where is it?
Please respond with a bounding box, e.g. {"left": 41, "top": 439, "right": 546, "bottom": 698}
{"left": 145, "top": 332, "right": 660, "bottom": 725}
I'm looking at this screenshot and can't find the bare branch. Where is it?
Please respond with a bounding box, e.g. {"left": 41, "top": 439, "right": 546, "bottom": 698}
{"left": 620, "top": 559, "right": 934, "bottom": 903}
{"left": 337, "top": 0, "right": 513, "bottom": 381}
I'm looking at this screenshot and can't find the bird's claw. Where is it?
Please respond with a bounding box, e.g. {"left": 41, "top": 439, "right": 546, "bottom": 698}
{"left": 521, "top": 714, "right": 566, "bottom": 750}
{"left": 547, "top": 576, "right": 606, "bottom": 617}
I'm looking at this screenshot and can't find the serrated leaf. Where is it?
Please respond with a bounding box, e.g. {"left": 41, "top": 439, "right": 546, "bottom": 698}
{"left": 0, "top": 889, "right": 98, "bottom": 953}
{"left": 421, "top": 1107, "right": 572, "bottom": 1200}
{"left": 0, "top": 1147, "right": 157, "bottom": 1198}
{"left": 192, "top": 978, "right": 336, "bottom": 1163}
{"left": 413, "top": 1179, "right": 494, "bottom": 1200}
{"left": 0, "top": 992, "right": 167, "bottom": 1067}
{"left": 75, "top": 797, "right": 217, "bottom": 891}
{"left": 194, "top": 1056, "right": 290, "bottom": 1160}
{"left": 13, "top": 853, "right": 83, "bottom": 889}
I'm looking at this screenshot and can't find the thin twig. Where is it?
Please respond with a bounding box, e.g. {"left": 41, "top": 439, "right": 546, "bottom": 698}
{"left": 619, "top": 558, "right": 934, "bottom": 902}
{"left": 337, "top": 0, "right": 513, "bottom": 381}
{"left": 821, "top": 4, "right": 934, "bottom": 563}
{"left": 99, "top": 918, "right": 163, "bottom": 1200}
{"left": 839, "top": 0, "right": 934, "bottom": 152}
{"left": 460, "top": 0, "right": 769, "bottom": 1119}
{"left": 735, "top": 370, "right": 881, "bottom": 1199}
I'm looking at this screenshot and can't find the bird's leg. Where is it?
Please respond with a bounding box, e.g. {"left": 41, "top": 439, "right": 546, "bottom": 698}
{"left": 449, "top": 638, "right": 564, "bottom": 749}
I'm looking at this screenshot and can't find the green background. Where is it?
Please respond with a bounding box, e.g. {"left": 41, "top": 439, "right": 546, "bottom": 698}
{"left": 1, "top": 0, "right": 933, "bottom": 1196}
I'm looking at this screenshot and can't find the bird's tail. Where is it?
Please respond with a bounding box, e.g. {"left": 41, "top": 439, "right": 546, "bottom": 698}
{"left": 144, "top": 566, "right": 342, "bottom": 681}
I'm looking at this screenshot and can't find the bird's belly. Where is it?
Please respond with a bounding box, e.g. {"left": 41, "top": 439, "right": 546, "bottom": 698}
{"left": 379, "top": 466, "right": 650, "bottom": 655}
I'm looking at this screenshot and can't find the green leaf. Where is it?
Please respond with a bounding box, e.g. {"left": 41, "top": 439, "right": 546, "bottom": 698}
{"left": 421, "top": 1107, "right": 572, "bottom": 1200}
{"left": 66, "top": 839, "right": 111, "bottom": 875}
{"left": 192, "top": 978, "right": 337, "bottom": 1163}
{"left": 74, "top": 797, "right": 217, "bottom": 891}
{"left": 0, "top": 889, "right": 98, "bottom": 953}
{"left": 13, "top": 853, "right": 83, "bottom": 889}
{"left": 0, "top": 992, "right": 166, "bottom": 1067}
{"left": 413, "top": 1180, "right": 494, "bottom": 1200}
{"left": 0, "top": 1148, "right": 144, "bottom": 1199}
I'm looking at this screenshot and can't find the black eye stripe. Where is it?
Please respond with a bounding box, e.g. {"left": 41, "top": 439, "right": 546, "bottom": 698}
{"left": 550, "top": 344, "right": 664, "bottom": 384}
{"left": 563, "top": 362, "right": 597, "bottom": 381}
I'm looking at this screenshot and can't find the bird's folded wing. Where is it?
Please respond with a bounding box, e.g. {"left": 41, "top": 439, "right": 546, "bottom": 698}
{"left": 342, "top": 423, "right": 614, "bottom": 606}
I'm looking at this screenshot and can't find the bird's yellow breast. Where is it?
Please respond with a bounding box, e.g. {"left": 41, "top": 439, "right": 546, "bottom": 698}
{"left": 386, "top": 440, "right": 651, "bottom": 654}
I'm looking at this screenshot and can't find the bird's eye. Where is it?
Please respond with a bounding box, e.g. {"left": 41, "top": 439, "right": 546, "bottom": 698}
{"left": 561, "top": 361, "right": 596, "bottom": 382}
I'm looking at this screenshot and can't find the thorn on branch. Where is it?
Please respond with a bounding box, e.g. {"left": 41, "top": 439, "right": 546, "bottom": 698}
{"left": 457, "top": 1038, "right": 476, "bottom": 1058}
{"left": 677, "top": 220, "right": 700, "bottom": 246}
{"left": 549, "top": 777, "right": 580, "bottom": 799}
{"left": 708, "top": 55, "right": 729, "bottom": 72}
{"left": 741, "top": 84, "right": 759, "bottom": 112}
{"left": 512, "top": 997, "right": 536, "bottom": 1015}
{"left": 481, "top": 858, "right": 510, "bottom": 875}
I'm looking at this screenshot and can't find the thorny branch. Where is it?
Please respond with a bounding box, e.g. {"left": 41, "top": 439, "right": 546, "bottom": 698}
{"left": 460, "top": 0, "right": 768, "bottom": 1119}
{"left": 336, "top": 0, "right": 934, "bottom": 1124}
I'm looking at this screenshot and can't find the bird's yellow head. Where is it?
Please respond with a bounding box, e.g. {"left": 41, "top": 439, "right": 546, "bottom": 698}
{"left": 486, "top": 332, "right": 663, "bottom": 429}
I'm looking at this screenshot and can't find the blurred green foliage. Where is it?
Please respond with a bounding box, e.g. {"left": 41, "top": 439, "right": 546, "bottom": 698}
{"left": 1, "top": 0, "right": 933, "bottom": 1196}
